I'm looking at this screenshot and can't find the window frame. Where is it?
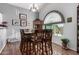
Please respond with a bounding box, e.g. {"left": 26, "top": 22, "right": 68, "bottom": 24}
{"left": 43, "top": 10, "right": 65, "bottom": 37}
{"left": 44, "top": 10, "right": 65, "bottom": 24}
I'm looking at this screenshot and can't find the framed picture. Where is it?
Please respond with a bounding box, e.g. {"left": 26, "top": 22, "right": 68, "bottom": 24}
{"left": 12, "top": 19, "right": 20, "bottom": 26}
{"left": 67, "top": 17, "right": 72, "bottom": 23}
{"left": 20, "top": 20, "right": 27, "bottom": 27}
{"left": 19, "top": 13, "right": 27, "bottom": 20}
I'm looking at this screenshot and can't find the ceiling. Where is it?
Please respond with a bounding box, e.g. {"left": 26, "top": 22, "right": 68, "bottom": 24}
{"left": 9, "top": 3, "right": 46, "bottom": 11}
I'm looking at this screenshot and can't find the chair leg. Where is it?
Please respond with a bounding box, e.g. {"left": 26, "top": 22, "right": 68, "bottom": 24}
{"left": 32, "top": 42, "right": 35, "bottom": 55}
{"left": 45, "top": 42, "right": 47, "bottom": 55}
{"left": 42, "top": 42, "right": 44, "bottom": 55}
{"left": 38, "top": 42, "right": 42, "bottom": 55}
{"left": 29, "top": 42, "right": 31, "bottom": 55}
{"left": 27, "top": 42, "right": 29, "bottom": 55}
{"left": 41, "top": 42, "right": 43, "bottom": 54}
{"left": 48, "top": 42, "right": 53, "bottom": 55}
{"left": 31, "top": 42, "right": 33, "bottom": 55}
{"left": 46, "top": 42, "right": 49, "bottom": 55}
{"left": 26, "top": 42, "right": 28, "bottom": 55}
{"left": 35, "top": 43, "right": 37, "bottom": 55}
{"left": 37, "top": 43, "right": 39, "bottom": 55}
{"left": 40, "top": 42, "right": 42, "bottom": 54}
{"left": 50, "top": 42, "right": 53, "bottom": 55}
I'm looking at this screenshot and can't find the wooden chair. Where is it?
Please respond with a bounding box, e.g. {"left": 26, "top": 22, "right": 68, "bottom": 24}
{"left": 42, "top": 29, "right": 53, "bottom": 55}
{"left": 33, "top": 30, "right": 43, "bottom": 55}
{"left": 20, "top": 29, "right": 53, "bottom": 55}
{"left": 20, "top": 29, "right": 34, "bottom": 55}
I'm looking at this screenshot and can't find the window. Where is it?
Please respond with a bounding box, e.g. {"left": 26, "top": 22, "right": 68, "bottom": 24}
{"left": 43, "top": 24, "right": 64, "bottom": 36}
{"left": 0, "top": 13, "right": 3, "bottom": 24}
{"left": 44, "top": 10, "right": 65, "bottom": 36}
{"left": 44, "top": 12, "right": 62, "bottom": 24}
{"left": 44, "top": 10, "right": 64, "bottom": 24}
{"left": 52, "top": 24, "right": 64, "bottom": 36}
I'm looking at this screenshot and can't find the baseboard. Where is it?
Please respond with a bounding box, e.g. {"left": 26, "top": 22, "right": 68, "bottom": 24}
{"left": 0, "top": 39, "right": 7, "bottom": 54}
{"left": 53, "top": 42, "right": 77, "bottom": 52}
{"left": 68, "top": 47, "right": 77, "bottom": 52}
{"left": 0, "top": 43, "right": 6, "bottom": 53}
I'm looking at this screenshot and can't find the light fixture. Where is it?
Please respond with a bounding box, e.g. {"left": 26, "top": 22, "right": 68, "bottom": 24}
{"left": 29, "top": 3, "right": 38, "bottom": 12}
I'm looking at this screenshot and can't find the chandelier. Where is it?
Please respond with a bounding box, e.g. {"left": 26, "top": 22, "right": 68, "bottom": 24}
{"left": 29, "top": 3, "right": 38, "bottom": 12}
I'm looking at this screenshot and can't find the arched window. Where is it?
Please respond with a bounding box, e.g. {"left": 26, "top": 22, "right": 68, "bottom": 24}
{"left": 0, "top": 13, "right": 3, "bottom": 24}
{"left": 43, "top": 10, "right": 65, "bottom": 36}
{"left": 44, "top": 10, "right": 64, "bottom": 24}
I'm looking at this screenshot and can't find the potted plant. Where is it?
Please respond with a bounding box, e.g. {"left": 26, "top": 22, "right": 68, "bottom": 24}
{"left": 61, "top": 38, "right": 69, "bottom": 49}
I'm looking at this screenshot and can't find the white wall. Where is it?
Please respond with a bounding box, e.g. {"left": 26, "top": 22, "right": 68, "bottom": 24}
{"left": 0, "top": 28, "right": 7, "bottom": 53}
{"left": 39, "top": 3, "right": 78, "bottom": 51}
{"left": 0, "top": 3, "right": 78, "bottom": 51}
{"left": 0, "top": 3, "right": 37, "bottom": 42}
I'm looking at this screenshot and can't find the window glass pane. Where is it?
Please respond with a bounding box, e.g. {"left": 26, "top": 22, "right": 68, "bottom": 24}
{"left": 53, "top": 24, "right": 64, "bottom": 36}
{"left": 44, "top": 12, "right": 62, "bottom": 24}
{"left": 44, "top": 11, "right": 64, "bottom": 37}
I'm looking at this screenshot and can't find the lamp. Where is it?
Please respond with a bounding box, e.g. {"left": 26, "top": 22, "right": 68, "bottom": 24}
{"left": 30, "top": 4, "right": 38, "bottom": 12}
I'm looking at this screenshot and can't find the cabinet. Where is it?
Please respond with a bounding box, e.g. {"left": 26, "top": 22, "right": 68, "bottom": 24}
{"left": 33, "top": 19, "right": 43, "bottom": 30}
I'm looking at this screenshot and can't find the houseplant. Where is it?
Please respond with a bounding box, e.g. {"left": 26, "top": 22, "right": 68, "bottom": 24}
{"left": 61, "top": 38, "right": 69, "bottom": 49}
